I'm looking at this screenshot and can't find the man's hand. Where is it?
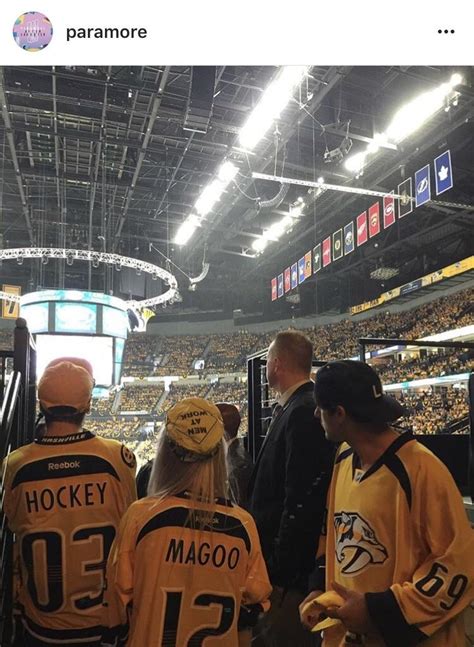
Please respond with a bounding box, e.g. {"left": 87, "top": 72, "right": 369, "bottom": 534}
{"left": 325, "top": 582, "right": 376, "bottom": 635}
{"left": 299, "top": 590, "right": 325, "bottom": 629}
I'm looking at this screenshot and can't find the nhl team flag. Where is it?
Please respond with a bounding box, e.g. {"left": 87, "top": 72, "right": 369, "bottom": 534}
{"left": 398, "top": 178, "right": 413, "bottom": 218}
{"left": 277, "top": 273, "right": 284, "bottom": 297}
{"left": 322, "top": 236, "right": 331, "bottom": 267}
{"left": 313, "top": 244, "right": 321, "bottom": 273}
{"left": 333, "top": 229, "right": 343, "bottom": 260}
{"left": 271, "top": 278, "right": 277, "bottom": 301}
{"left": 434, "top": 150, "right": 453, "bottom": 196}
{"left": 344, "top": 222, "right": 354, "bottom": 255}
{"left": 284, "top": 267, "right": 291, "bottom": 293}
{"left": 291, "top": 262, "right": 298, "bottom": 288}
{"left": 304, "top": 251, "right": 312, "bottom": 278}
{"left": 415, "top": 165, "right": 431, "bottom": 207}
{"left": 356, "top": 212, "right": 368, "bottom": 246}
{"left": 298, "top": 257, "right": 306, "bottom": 283}
{"left": 383, "top": 192, "right": 396, "bottom": 228}
{"left": 368, "top": 203, "right": 380, "bottom": 238}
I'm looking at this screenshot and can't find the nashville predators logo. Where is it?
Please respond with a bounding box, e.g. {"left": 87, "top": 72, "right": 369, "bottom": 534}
{"left": 334, "top": 512, "right": 388, "bottom": 575}
{"left": 121, "top": 445, "right": 136, "bottom": 469}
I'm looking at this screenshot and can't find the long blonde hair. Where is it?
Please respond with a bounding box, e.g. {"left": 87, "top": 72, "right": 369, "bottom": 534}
{"left": 147, "top": 431, "right": 229, "bottom": 528}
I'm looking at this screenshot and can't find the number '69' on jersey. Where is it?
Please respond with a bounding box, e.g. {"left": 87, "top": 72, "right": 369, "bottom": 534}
{"left": 322, "top": 433, "right": 474, "bottom": 647}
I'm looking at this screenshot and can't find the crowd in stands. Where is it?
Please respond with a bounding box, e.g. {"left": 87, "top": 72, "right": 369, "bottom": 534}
{"left": 123, "top": 287, "right": 473, "bottom": 376}
{"left": 163, "top": 382, "right": 209, "bottom": 411}
{"left": 119, "top": 384, "right": 164, "bottom": 412}
{"left": 401, "top": 386, "right": 469, "bottom": 435}
{"left": 377, "top": 349, "right": 474, "bottom": 384}
{"left": 90, "top": 393, "right": 115, "bottom": 416}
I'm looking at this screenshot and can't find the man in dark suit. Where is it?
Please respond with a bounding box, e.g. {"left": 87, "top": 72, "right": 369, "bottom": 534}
{"left": 248, "top": 331, "right": 334, "bottom": 646}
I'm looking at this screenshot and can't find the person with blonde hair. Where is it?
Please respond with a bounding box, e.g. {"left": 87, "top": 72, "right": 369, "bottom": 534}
{"left": 103, "top": 397, "right": 271, "bottom": 647}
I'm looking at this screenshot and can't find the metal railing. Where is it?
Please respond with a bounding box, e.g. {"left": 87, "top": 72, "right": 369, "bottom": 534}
{"left": 0, "top": 319, "right": 36, "bottom": 646}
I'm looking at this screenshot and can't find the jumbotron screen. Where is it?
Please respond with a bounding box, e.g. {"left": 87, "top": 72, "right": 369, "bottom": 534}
{"left": 36, "top": 334, "right": 114, "bottom": 387}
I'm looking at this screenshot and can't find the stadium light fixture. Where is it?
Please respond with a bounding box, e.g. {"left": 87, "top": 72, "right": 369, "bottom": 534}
{"left": 174, "top": 214, "right": 200, "bottom": 246}
{"left": 239, "top": 66, "right": 309, "bottom": 151}
{"left": 344, "top": 72, "right": 463, "bottom": 174}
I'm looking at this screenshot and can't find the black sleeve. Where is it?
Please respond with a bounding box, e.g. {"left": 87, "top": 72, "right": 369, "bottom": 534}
{"left": 136, "top": 461, "right": 152, "bottom": 499}
{"left": 271, "top": 403, "right": 333, "bottom": 589}
{"left": 365, "top": 590, "right": 427, "bottom": 647}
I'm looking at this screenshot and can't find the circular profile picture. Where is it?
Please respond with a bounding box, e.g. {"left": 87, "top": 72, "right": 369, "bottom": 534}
{"left": 13, "top": 11, "right": 53, "bottom": 52}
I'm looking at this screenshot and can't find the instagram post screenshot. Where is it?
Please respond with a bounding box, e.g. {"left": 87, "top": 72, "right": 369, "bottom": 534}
{"left": 0, "top": 1, "right": 473, "bottom": 646}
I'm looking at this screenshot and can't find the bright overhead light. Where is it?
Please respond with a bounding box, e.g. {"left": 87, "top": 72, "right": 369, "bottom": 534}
{"left": 344, "top": 151, "right": 367, "bottom": 173}
{"left": 239, "top": 66, "right": 309, "bottom": 151}
{"left": 174, "top": 215, "right": 200, "bottom": 246}
{"left": 386, "top": 74, "right": 464, "bottom": 143}
{"left": 450, "top": 72, "right": 463, "bottom": 87}
{"left": 217, "top": 161, "right": 238, "bottom": 183}
{"left": 317, "top": 176, "right": 324, "bottom": 185}
{"left": 195, "top": 179, "right": 224, "bottom": 216}
{"left": 252, "top": 238, "right": 268, "bottom": 252}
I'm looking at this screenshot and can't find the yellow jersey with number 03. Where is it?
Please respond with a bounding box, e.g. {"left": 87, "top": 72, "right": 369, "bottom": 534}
{"left": 322, "top": 433, "right": 474, "bottom": 647}
{"left": 2, "top": 430, "right": 137, "bottom": 645}
{"left": 104, "top": 492, "right": 272, "bottom": 647}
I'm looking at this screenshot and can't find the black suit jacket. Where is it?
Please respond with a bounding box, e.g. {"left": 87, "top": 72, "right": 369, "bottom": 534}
{"left": 247, "top": 381, "right": 334, "bottom": 592}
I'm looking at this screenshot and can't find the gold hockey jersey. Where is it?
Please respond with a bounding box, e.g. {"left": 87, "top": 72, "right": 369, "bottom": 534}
{"left": 104, "top": 491, "right": 272, "bottom": 647}
{"left": 322, "top": 432, "right": 474, "bottom": 647}
{"left": 2, "top": 430, "right": 137, "bottom": 645}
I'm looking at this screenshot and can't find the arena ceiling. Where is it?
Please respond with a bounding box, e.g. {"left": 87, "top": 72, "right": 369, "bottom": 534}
{"left": 0, "top": 65, "right": 473, "bottom": 320}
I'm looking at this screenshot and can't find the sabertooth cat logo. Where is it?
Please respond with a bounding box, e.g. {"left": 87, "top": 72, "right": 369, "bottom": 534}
{"left": 334, "top": 512, "right": 388, "bottom": 574}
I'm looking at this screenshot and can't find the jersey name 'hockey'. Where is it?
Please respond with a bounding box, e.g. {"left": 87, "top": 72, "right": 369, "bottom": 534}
{"left": 322, "top": 433, "right": 474, "bottom": 647}
{"left": 104, "top": 492, "right": 272, "bottom": 647}
{"left": 2, "top": 430, "right": 137, "bottom": 645}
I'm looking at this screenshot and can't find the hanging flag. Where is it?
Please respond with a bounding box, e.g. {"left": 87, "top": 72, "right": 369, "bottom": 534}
{"left": 434, "top": 150, "right": 453, "bottom": 195}
{"left": 383, "top": 192, "right": 396, "bottom": 228}
{"left": 2, "top": 285, "right": 21, "bottom": 319}
{"left": 368, "top": 203, "right": 380, "bottom": 238}
{"left": 415, "top": 165, "right": 431, "bottom": 207}
{"left": 322, "top": 237, "right": 331, "bottom": 266}
{"left": 284, "top": 267, "right": 291, "bottom": 293}
{"left": 344, "top": 222, "right": 354, "bottom": 255}
{"left": 398, "top": 178, "right": 413, "bottom": 218}
{"left": 313, "top": 244, "right": 321, "bottom": 273}
{"left": 271, "top": 278, "right": 277, "bottom": 301}
{"left": 356, "top": 212, "right": 368, "bottom": 246}
{"left": 298, "top": 257, "right": 305, "bottom": 283}
{"left": 277, "top": 273, "right": 284, "bottom": 297}
{"left": 304, "top": 251, "right": 312, "bottom": 278}
{"left": 333, "top": 229, "right": 343, "bottom": 260}
{"left": 291, "top": 262, "right": 298, "bottom": 288}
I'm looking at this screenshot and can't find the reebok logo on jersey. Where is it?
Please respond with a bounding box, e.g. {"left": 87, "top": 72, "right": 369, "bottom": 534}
{"left": 48, "top": 460, "right": 81, "bottom": 470}
{"left": 334, "top": 511, "right": 388, "bottom": 574}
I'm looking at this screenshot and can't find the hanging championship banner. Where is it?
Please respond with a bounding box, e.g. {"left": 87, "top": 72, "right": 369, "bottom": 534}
{"left": 368, "top": 203, "right": 380, "bottom": 238}
{"left": 333, "top": 229, "right": 343, "bottom": 260}
{"left": 344, "top": 222, "right": 354, "bottom": 255}
{"left": 434, "top": 150, "right": 453, "bottom": 196}
{"left": 398, "top": 178, "right": 413, "bottom": 218}
{"left": 356, "top": 212, "right": 368, "bottom": 246}
{"left": 304, "top": 251, "right": 312, "bottom": 278}
{"left": 2, "top": 285, "right": 21, "bottom": 319}
{"left": 271, "top": 278, "right": 277, "bottom": 301}
{"left": 383, "top": 192, "right": 396, "bottom": 227}
{"left": 277, "top": 273, "right": 284, "bottom": 298}
{"left": 322, "top": 237, "right": 331, "bottom": 267}
{"left": 298, "top": 257, "right": 305, "bottom": 283}
{"left": 313, "top": 244, "right": 321, "bottom": 273}
{"left": 284, "top": 267, "right": 291, "bottom": 293}
{"left": 291, "top": 262, "right": 298, "bottom": 288}
{"left": 415, "top": 165, "right": 431, "bottom": 207}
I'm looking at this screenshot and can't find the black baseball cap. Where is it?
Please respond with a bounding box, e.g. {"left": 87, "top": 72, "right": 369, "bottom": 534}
{"left": 314, "top": 360, "right": 405, "bottom": 423}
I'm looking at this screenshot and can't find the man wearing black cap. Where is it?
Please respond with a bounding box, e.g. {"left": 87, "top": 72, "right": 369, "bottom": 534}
{"left": 2, "top": 358, "right": 137, "bottom": 647}
{"left": 300, "top": 360, "right": 474, "bottom": 647}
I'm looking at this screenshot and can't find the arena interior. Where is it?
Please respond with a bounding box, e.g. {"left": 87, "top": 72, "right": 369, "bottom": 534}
{"left": 0, "top": 65, "right": 473, "bottom": 642}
